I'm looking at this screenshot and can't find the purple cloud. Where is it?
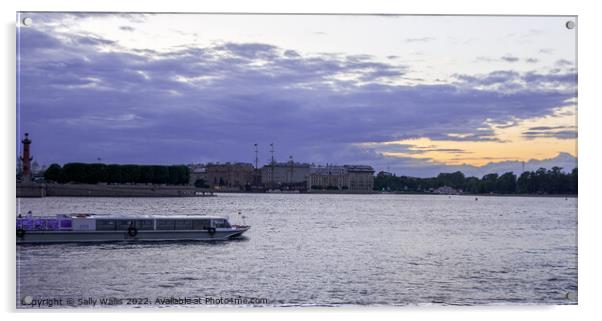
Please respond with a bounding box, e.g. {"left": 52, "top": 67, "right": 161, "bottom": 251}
{"left": 501, "top": 55, "right": 519, "bottom": 62}
{"left": 522, "top": 126, "right": 578, "bottom": 140}
{"left": 16, "top": 23, "right": 577, "bottom": 177}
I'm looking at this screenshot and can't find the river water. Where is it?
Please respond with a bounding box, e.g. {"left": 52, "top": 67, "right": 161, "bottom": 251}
{"left": 16, "top": 194, "right": 577, "bottom": 307}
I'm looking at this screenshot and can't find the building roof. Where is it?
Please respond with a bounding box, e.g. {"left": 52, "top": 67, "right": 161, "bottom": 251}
{"left": 344, "top": 165, "right": 374, "bottom": 172}
{"left": 29, "top": 214, "right": 232, "bottom": 220}
{"left": 261, "top": 162, "right": 311, "bottom": 168}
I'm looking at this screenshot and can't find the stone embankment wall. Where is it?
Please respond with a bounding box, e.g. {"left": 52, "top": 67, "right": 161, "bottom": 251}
{"left": 16, "top": 183, "right": 214, "bottom": 197}
{"left": 16, "top": 183, "right": 46, "bottom": 197}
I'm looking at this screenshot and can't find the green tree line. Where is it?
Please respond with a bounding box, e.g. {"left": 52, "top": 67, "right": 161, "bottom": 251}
{"left": 374, "top": 167, "right": 577, "bottom": 195}
{"left": 43, "top": 163, "right": 190, "bottom": 185}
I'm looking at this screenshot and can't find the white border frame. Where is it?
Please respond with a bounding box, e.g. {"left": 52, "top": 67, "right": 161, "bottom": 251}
{"left": 3, "top": 1, "right": 600, "bottom": 320}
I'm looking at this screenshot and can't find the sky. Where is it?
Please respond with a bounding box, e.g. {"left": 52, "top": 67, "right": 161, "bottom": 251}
{"left": 16, "top": 13, "right": 577, "bottom": 177}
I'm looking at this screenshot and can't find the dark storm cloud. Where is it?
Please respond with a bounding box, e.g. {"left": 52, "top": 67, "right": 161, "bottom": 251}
{"left": 75, "top": 36, "right": 116, "bottom": 46}
{"left": 17, "top": 26, "right": 577, "bottom": 176}
{"left": 488, "top": 120, "right": 518, "bottom": 129}
{"left": 215, "top": 42, "right": 279, "bottom": 59}
{"left": 522, "top": 124, "right": 577, "bottom": 140}
{"left": 522, "top": 127, "right": 578, "bottom": 140}
{"left": 523, "top": 71, "right": 577, "bottom": 84}
{"left": 453, "top": 69, "right": 576, "bottom": 94}
{"left": 407, "top": 148, "right": 470, "bottom": 154}
{"left": 454, "top": 70, "right": 520, "bottom": 85}
{"left": 501, "top": 55, "right": 519, "bottom": 62}
{"left": 476, "top": 56, "right": 539, "bottom": 64}
{"left": 365, "top": 144, "right": 470, "bottom": 156}
{"left": 527, "top": 125, "right": 574, "bottom": 131}
{"left": 283, "top": 50, "right": 300, "bottom": 58}
{"left": 555, "top": 59, "right": 573, "bottom": 66}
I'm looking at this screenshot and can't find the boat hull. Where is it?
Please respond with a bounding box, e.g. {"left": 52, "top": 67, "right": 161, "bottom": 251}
{"left": 16, "top": 228, "right": 249, "bottom": 244}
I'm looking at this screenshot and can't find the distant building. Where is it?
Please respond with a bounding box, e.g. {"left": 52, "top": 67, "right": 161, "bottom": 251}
{"left": 206, "top": 163, "right": 254, "bottom": 190}
{"left": 308, "top": 165, "right": 347, "bottom": 190}
{"left": 261, "top": 160, "right": 310, "bottom": 189}
{"left": 188, "top": 164, "right": 208, "bottom": 186}
{"left": 433, "top": 186, "right": 462, "bottom": 195}
{"left": 188, "top": 160, "right": 374, "bottom": 192}
{"left": 308, "top": 164, "right": 374, "bottom": 192}
{"left": 20, "top": 133, "right": 33, "bottom": 182}
{"left": 345, "top": 165, "right": 375, "bottom": 192}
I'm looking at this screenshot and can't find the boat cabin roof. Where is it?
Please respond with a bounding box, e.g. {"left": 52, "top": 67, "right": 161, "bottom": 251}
{"left": 19, "top": 214, "right": 229, "bottom": 220}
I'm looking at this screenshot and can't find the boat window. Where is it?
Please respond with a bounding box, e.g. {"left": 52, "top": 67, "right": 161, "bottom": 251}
{"left": 47, "top": 219, "right": 59, "bottom": 230}
{"left": 21, "top": 219, "right": 34, "bottom": 231}
{"left": 34, "top": 219, "right": 46, "bottom": 230}
{"left": 96, "top": 219, "right": 116, "bottom": 230}
{"left": 213, "top": 219, "right": 231, "bottom": 228}
{"left": 175, "top": 220, "right": 193, "bottom": 230}
{"left": 156, "top": 219, "right": 176, "bottom": 230}
{"left": 192, "top": 219, "right": 211, "bottom": 230}
{"left": 134, "top": 220, "right": 154, "bottom": 230}
{"left": 115, "top": 220, "right": 133, "bottom": 230}
{"left": 15, "top": 218, "right": 60, "bottom": 231}
{"left": 60, "top": 220, "right": 72, "bottom": 229}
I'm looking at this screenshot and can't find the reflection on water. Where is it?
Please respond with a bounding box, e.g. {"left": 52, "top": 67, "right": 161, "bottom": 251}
{"left": 16, "top": 194, "right": 577, "bottom": 307}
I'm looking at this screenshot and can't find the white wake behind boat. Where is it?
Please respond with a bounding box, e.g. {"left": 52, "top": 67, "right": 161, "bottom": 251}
{"left": 16, "top": 213, "right": 250, "bottom": 244}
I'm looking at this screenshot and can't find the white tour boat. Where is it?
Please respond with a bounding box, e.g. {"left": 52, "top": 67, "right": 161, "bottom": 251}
{"left": 16, "top": 213, "right": 250, "bottom": 244}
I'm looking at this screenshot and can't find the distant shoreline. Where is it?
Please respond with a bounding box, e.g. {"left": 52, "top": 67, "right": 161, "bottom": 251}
{"left": 376, "top": 192, "right": 577, "bottom": 198}
{"left": 16, "top": 183, "right": 576, "bottom": 198}
{"left": 16, "top": 183, "right": 214, "bottom": 198}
